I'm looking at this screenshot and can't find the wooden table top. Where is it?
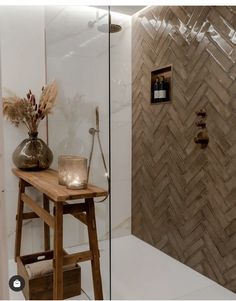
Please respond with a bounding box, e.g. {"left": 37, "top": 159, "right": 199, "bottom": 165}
{"left": 12, "top": 168, "right": 108, "bottom": 202}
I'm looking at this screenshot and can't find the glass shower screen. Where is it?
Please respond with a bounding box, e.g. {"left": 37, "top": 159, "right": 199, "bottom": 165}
{"left": 45, "top": 6, "right": 110, "bottom": 300}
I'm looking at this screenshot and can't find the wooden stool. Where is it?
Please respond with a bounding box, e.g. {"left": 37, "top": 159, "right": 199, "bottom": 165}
{"left": 13, "top": 168, "right": 108, "bottom": 300}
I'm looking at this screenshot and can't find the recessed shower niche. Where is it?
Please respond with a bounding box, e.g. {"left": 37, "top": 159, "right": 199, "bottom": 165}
{"left": 151, "top": 64, "right": 172, "bottom": 104}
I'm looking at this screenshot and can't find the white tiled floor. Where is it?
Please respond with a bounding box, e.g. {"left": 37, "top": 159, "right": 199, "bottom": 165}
{"left": 110, "top": 236, "right": 236, "bottom": 300}
{"left": 8, "top": 235, "right": 236, "bottom": 300}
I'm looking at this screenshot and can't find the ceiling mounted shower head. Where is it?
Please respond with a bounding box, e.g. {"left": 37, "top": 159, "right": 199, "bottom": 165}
{"left": 97, "top": 23, "right": 122, "bottom": 33}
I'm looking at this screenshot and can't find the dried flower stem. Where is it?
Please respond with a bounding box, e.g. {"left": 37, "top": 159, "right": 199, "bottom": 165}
{"left": 2, "top": 81, "right": 57, "bottom": 133}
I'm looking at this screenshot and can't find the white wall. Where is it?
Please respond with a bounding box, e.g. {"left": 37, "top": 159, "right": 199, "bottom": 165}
{"left": 0, "top": 6, "right": 46, "bottom": 259}
{"left": 46, "top": 7, "right": 132, "bottom": 248}
{"left": 46, "top": 6, "right": 110, "bottom": 248}
{"left": 0, "top": 5, "right": 132, "bottom": 263}
{"left": 0, "top": 39, "right": 9, "bottom": 298}
{"left": 110, "top": 12, "right": 132, "bottom": 238}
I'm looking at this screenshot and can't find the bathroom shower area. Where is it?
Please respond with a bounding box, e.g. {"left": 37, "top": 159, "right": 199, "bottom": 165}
{"left": 1, "top": 4, "right": 236, "bottom": 300}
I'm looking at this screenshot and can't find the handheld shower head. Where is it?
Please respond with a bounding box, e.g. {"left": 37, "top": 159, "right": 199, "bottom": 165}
{"left": 88, "top": 106, "right": 110, "bottom": 202}
{"left": 96, "top": 106, "right": 99, "bottom": 131}
{"left": 89, "top": 106, "right": 100, "bottom": 135}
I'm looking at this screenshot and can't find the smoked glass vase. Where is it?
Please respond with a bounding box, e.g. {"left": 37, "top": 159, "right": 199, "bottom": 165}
{"left": 12, "top": 132, "right": 53, "bottom": 171}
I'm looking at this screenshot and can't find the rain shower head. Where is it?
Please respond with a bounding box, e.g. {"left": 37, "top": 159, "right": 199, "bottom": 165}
{"left": 88, "top": 10, "right": 122, "bottom": 34}
{"left": 97, "top": 23, "right": 122, "bottom": 33}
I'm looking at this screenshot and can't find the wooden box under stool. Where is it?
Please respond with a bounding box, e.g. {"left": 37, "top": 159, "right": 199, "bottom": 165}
{"left": 17, "top": 250, "right": 81, "bottom": 300}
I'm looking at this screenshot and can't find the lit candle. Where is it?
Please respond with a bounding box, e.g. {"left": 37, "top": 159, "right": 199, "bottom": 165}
{"left": 58, "top": 155, "right": 88, "bottom": 190}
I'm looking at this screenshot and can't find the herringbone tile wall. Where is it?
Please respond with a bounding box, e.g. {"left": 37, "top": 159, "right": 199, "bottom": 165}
{"left": 132, "top": 6, "right": 236, "bottom": 291}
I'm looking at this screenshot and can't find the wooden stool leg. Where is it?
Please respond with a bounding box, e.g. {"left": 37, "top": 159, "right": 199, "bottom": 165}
{"left": 43, "top": 194, "right": 50, "bottom": 251}
{"left": 86, "top": 198, "right": 103, "bottom": 300}
{"left": 15, "top": 179, "right": 26, "bottom": 262}
{"left": 53, "top": 202, "right": 63, "bottom": 300}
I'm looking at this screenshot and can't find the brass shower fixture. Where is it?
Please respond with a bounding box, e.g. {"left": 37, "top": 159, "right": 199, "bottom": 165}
{"left": 196, "top": 109, "right": 207, "bottom": 118}
{"left": 194, "top": 131, "right": 209, "bottom": 148}
{"left": 194, "top": 109, "right": 209, "bottom": 148}
{"left": 195, "top": 120, "right": 206, "bottom": 128}
{"left": 97, "top": 23, "right": 122, "bottom": 33}
{"left": 88, "top": 10, "right": 122, "bottom": 34}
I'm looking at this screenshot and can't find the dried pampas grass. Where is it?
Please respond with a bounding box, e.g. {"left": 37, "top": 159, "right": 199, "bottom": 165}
{"left": 2, "top": 81, "right": 57, "bottom": 133}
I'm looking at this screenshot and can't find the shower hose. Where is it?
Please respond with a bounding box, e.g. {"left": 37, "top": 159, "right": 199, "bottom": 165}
{"left": 87, "top": 107, "right": 110, "bottom": 203}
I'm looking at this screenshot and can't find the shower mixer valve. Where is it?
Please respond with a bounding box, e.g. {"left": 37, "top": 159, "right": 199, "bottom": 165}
{"left": 195, "top": 109, "right": 207, "bottom": 117}
{"left": 194, "top": 109, "right": 209, "bottom": 148}
{"left": 195, "top": 120, "right": 206, "bottom": 128}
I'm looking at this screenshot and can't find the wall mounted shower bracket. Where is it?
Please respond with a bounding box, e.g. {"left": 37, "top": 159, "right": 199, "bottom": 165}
{"left": 88, "top": 107, "right": 109, "bottom": 202}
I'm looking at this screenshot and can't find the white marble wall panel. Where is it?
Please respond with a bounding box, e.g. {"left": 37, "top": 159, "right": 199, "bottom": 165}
{"left": 110, "top": 14, "right": 132, "bottom": 238}
{"left": 0, "top": 5, "right": 132, "bottom": 262}
{"left": 0, "top": 6, "right": 46, "bottom": 259}
{"left": 0, "top": 46, "right": 9, "bottom": 300}
{"left": 46, "top": 6, "right": 110, "bottom": 248}
{"left": 46, "top": 7, "right": 132, "bottom": 247}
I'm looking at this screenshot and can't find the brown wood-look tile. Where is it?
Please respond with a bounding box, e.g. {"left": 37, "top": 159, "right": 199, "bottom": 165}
{"left": 132, "top": 5, "right": 236, "bottom": 293}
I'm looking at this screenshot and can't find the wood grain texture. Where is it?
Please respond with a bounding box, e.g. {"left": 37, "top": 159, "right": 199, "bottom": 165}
{"left": 43, "top": 194, "right": 50, "bottom": 251}
{"left": 15, "top": 179, "right": 26, "bottom": 261}
{"left": 86, "top": 198, "right": 103, "bottom": 300}
{"left": 132, "top": 6, "right": 236, "bottom": 292}
{"left": 63, "top": 251, "right": 93, "bottom": 265}
{"left": 17, "top": 251, "right": 81, "bottom": 300}
{"left": 21, "top": 193, "right": 54, "bottom": 228}
{"left": 13, "top": 170, "right": 104, "bottom": 299}
{"left": 12, "top": 169, "right": 108, "bottom": 202}
{"left": 53, "top": 202, "right": 63, "bottom": 300}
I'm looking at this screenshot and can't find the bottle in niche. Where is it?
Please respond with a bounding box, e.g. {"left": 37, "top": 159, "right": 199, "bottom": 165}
{"left": 159, "top": 76, "right": 169, "bottom": 101}
{"left": 153, "top": 77, "right": 160, "bottom": 101}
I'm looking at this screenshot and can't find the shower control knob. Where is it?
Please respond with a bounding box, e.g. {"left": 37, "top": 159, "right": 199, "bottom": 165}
{"left": 195, "top": 109, "right": 207, "bottom": 117}
{"left": 195, "top": 120, "right": 206, "bottom": 128}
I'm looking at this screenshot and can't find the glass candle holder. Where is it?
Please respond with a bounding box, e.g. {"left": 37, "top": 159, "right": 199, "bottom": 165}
{"left": 58, "top": 155, "right": 88, "bottom": 190}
